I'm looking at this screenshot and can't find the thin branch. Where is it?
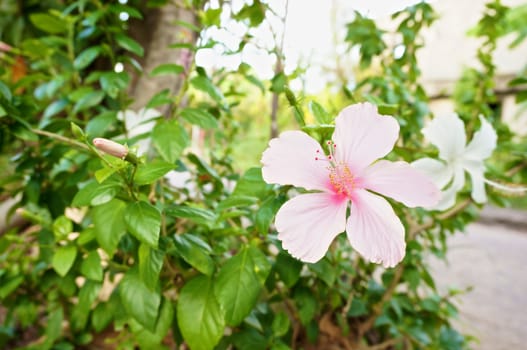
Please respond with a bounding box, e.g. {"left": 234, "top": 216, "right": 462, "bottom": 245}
{"left": 31, "top": 128, "right": 89, "bottom": 151}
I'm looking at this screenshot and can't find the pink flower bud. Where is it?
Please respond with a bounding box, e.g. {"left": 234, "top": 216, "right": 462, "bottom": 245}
{"left": 93, "top": 138, "right": 128, "bottom": 159}
{"left": 0, "top": 41, "right": 12, "bottom": 52}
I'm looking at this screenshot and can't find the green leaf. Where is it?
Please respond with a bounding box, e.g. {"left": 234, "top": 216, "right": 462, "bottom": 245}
{"left": 134, "top": 160, "right": 174, "bottom": 185}
{"left": 150, "top": 63, "right": 184, "bottom": 77}
{"left": 116, "top": 33, "right": 144, "bottom": 56}
{"left": 308, "top": 259, "right": 336, "bottom": 286}
{"left": 146, "top": 89, "right": 172, "bottom": 109}
{"left": 274, "top": 252, "right": 303, "bottom": 287}
{"left": 72, "top": 180, "right": 120, "bottom": 207}
{"left": 0, "top": 81, "right": 12, "bottom": 101}
{"left": 214, "top": 246, "right": 271, "bottom": 326}
{"left": 180, "top": 107, "right": 219, "bottom": 129}
{"left": 124, "top": 201, "right": 161, "bottom": 248}
{"left": 80, "top": 251, "right": 103, "bottom": 281}
{"left": 377, "top": 104, "right": 398, "bottom": 115}
{"left": 52, "top": 215, "right": 73, "bottom": 240}
{"left": 74, "top": 46, "right": 101, "bottom": 70}
{"left": 52, "top": 245, "right": 77, "bottom": 277}
{"left": 43, "top": 308, "right": 63, "bottom": 349}
{"left": 92, "top": 199, "right": 127, "bottom": 256}
{"left": 0, "top": 276, "right": 24, "bottom": 298}
{"left": 255, "top": 196, "right": 281, "bottom": 234}
{"left": 190, "top": 76, "right": 224, "bottom": 104}
{"left": 71, "top": 280, "right": 101, "bottom": 331}
{"left": 272, "top": 312, "right": 290, "bottom": 337}
{"left": 138, "top": 244, "right": 164, "bottom": 291}
{"left": 120, "top": 270, "right": 161, "bottom": 331}
{"left": 217, "top": 195, "right": 258, "bottom": 211}
{"left": 172, "top": 234, "right": 214, "bottom": 276}
{"left": 43, "top": 99, "right": 69, "bottom": 119}
{"left": 165, "top": 205, "right": 217, "bottom": 228}
{"left": 29, "top": 13, "right": 67, "bottom": 34}
{"left": 309, "top": 101, "right": 332, "bottom": 124}
{"left": 232, "top": 167, "right": 269, "bottom": 199}
{"left": 294, "top": 287, "right": 317, "bottom": 325}
{"left": 270, "top": 72, "right": 287, "bottom": 93}
{"left": 100, "top": 72, "right": 129, "bottom": 99}
{"left": 132, "top": 298, "right": 174, "bottom": 348}
{"left": 152, "top": 120, "right": 189, "bottom": 163}
{"left": 177, "top": 275, "right": 225, "bottom": 350}
{"left": 73, "top": 90, "right": 105, "bottom": 113}
{"left": 348, "top": 298, "right": 368, "bottom": 317}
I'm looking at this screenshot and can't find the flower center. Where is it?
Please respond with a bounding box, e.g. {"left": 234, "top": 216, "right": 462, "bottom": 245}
{"left": 329, "top": 163, "right": 355, "bottom": 196}
{"left": 315, "top": 140, "right": 356, "bottom": 197}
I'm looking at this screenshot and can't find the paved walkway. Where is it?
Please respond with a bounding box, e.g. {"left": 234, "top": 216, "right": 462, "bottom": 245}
{"left": 430, "top": 207, "right": 527, "bottom": 350}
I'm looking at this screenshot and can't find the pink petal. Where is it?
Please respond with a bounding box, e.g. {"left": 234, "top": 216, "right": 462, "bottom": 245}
{"left": 347, "top": 189, "right": 405, "bottom": 268}
{"left": 261, "top": 131, "right": 331, "bottom": 191}
{"left": 332, "top": 103, "right": 399, "bottom": 172}
{"left": 275, "top": 193, "right": 348, "bottom": 263}
{"left": 361, "top": 160, "right": 440, "bottom": 208}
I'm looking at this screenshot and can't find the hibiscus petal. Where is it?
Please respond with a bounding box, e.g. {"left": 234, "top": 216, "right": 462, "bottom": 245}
{"left": 464, "top": 161, "right": 487, "bottom": 203}
{"left": 433, "top": 185, "right": 459, "bottom": 211}
{"left": 347, "top": 190, "right": 405, "bottom": 268}
{"left": 275, "top": 193, "right": 348, "bottom": 263}
{"left": 362, "top": 160, "right": 440, "bottom": 208}
{"left": 261, "top": 131, "right": 331, "bottom": 191}
{"left": 411, "top": 157, "right": 453, "bottom": 189}
{"left": 332, "top": 103, "right": 400, "bottom": 172}
{"left": 422, "top": 113, "right": 466, "bottom": 162}
{"left": 464, "top": 115, "right": 497, "bottom": 161}
{"left": 432, "top": 164, "right": 465, "bottom": 210}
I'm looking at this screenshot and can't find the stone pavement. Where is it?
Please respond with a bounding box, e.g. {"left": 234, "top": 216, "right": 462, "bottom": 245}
{"left": 430, "top": 207, "right": 527, "bottom": 350}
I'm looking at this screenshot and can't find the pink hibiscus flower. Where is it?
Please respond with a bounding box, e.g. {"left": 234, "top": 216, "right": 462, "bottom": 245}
{"left": 261, "top": 103, "right": 440, "bottom": 268}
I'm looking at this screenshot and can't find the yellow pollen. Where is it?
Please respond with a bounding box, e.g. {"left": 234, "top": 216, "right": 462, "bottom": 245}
{"left": 329, "top": 163, "right": 355, "bottom": 196}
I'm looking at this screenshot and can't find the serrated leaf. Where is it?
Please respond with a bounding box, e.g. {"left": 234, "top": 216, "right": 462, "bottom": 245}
{"left": 119, "top": 270, "right": 160, "bottom": 331}
{"left": 150, "top": 63, "right": 184, "bottom": 76}
{"left": 180, "top": 107, "right": 218, "bottom": 129}
{"left": 214, "top": 246, "right": 271, "bottom": 326}
{"left": 52, "top": 245, "right": 77, "bottom": 277}
{"left": 138, "top": 244, "right": 164, "bottom": 291}
{"left": 74, "top": 46, "right": 101, "bottom": 70}
{"left": 124, "top": 201, "right": 161, "bottom": 248}
{"left": 172, "top": 234, "right": 214, "bottom": 276}
{"left": 177, "top": 275, "right": 224, "bottom": 350}
{"left": 152, "top": 120, "right": 189, "bottom": 163}
{"left": 134, "top": 160, "right": 174, "bottom": 185}
{"left": 309, "top": 101, "right": 332, "bottom": 124}
{"left": 92, "top": 199, "right": 127, "bottom": 256}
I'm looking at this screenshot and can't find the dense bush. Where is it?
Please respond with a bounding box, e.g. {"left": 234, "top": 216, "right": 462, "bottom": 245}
{"left": 0, "top": 0, "right": 525, "bottom": 349}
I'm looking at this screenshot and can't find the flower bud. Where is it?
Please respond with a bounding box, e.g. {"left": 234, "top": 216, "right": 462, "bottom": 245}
{"left": 93, "top": 138, "right": 128, "bottom": 159}
{"left": 0, "top": 41, "right": 12, "bottom": 52}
